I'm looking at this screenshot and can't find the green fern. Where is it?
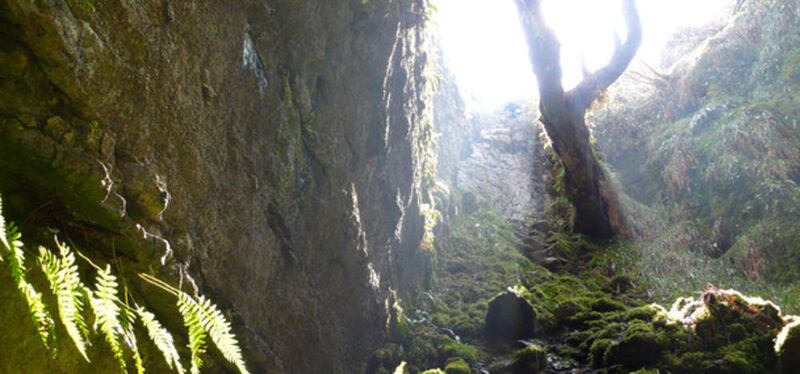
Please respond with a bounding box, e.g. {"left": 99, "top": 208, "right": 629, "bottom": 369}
{"left": 178, "top": 293, "right": 209, "bottom": 374}
{"left": 39, "top": 243, "right": 91, "bottom": 361}
{"left": 88, "top": 265, "right": 126, "bottom": 371}
{"left": 137, "top": 306, "right": 184, "bottom": 373}
{"left": 0, "top": 196, "right": 7, "bottom": 251}
{"left": 0, "top": 194, "right": 248, "bottom": 373}
{"left": 2, "top": 221, "right": 55, "bottom": 348}
{"left": 141, "top": 272, "right": 249, "bottom": 374}
{"left": 120, "top": 306, "right": 146, "bottom": 374}
{"left": 178, "top": 293, "right": 249, "bottom": 374}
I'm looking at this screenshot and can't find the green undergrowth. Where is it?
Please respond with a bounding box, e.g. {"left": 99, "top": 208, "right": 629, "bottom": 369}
{"left": 0, "top": 196, "right": 248, "bottom": 373}
{"left": 367, "top": 208, "right": 548, "bottom": 373}
{"left": 594, "top": 233, "right": 800, "bottom": 315}
{"left": 369, "top": 207, "right": 800, "bottom": 373}
{"left": 593, "top": 0, "right": 800, "bottom": 318}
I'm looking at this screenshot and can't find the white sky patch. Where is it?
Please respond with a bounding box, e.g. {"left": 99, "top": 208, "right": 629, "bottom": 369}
{"left": 436, "top": 0, "right": 733, "bottom": 111}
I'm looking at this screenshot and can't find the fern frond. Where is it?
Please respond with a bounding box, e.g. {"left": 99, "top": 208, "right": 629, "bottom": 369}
{"left": 178, "top": 293, "right": 209, "bottom": 374}
{"left": 0, "top": 196, "right": 7, "bottom": 252}
{"left": 178, "top": 292, "right": 249, "bottom": 374}
{"left": 137, "top": 306, "right": 184, "bottom": 373}
{"left": 89, "top": 265, "right": 126, "bottom": 371}
{"left": 3, "top": 222, "right": 55, "bottom": 348}
{"left": 141, "top": 271, "right": 249, "bottom": 374}
{"left": 119, "top": 306, "right": 145, "bottom": 374}
{"left": 39, "top": 244, "right": 91, "bottom": 361}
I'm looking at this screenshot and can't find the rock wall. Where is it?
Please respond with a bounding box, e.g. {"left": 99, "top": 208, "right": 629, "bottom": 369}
{"left": 433, "top": 71, "right": 548, "bottom": 237}
{"left": 455, "top": 105, "right": 549, "bottom": 236}
{"left": 0, "top": 0, "right": 435, "bottom": 372}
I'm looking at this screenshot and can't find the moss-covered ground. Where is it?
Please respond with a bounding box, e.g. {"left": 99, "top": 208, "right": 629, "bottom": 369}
{"left": 366, "top": 207, "right": 799, "bottom": 373}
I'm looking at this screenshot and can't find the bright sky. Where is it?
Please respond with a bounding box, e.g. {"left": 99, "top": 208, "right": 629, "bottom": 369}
{"left": 436, "top": 0, "right": 733, "bottom": 110}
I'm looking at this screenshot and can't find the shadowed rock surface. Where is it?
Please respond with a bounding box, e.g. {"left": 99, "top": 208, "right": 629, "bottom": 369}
{"left": 484, "top": 291, "right": 538, "bottom": 345}
{"left": 0, "top": 0, "right": 435, "bottom": 372}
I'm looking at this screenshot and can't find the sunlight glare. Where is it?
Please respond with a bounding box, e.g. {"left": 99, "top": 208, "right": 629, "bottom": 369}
{"left": 436, "top": 0, "right": 733, "bottom": 110}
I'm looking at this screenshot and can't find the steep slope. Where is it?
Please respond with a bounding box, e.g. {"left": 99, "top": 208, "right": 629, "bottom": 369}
{"left": 593, "top": 0, "right": 800, "bottom": 308}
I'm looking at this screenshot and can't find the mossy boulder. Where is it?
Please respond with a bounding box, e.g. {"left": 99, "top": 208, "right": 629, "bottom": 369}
{"left": 443, "top": 357, "right": 470, "bottom": 374}
{"left": 485, "top": 291, "right": 538, "bottom": 345}
{"left": 436, "top": 337, "right": 478, "bottom": 365}
{"left": 603, "top": 320, "right": 666, "bottom": 368}
{"left": 549, "top": 284, "right": 794, "bottom": 372}
{"left": 365, "top": 343, "right": 404, "bottom": 373}
{"left": 489, "top": 345, "right": 547, "bottom": 374}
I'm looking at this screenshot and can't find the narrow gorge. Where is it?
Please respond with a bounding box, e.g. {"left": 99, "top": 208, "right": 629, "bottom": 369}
{"left": 0, "top": 0, "right": 798, "bottom": 373}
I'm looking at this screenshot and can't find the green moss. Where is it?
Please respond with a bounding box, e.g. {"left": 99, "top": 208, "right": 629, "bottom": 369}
{"left": 603, "top": 320, "right": 665, "bottom": 368}
{"left": 504, "top": 345, "right": 547, "bottom": 373}
{"left": 588, "top": 338, "right": 613, "bottom": 367}
{"left": 604, "top": 274, "right": 635, "bottom": 294}
{"left": 629, "top": 369, "right": 660, "bottom": 374}
{"left": 667, "top": 351, "right": 714, "bottom": 372}
{"left": 449, "top": 315, "right": 481, "bottom": 338}
{"left": 720, "top": 339, "right": 771, "bottom": 372}
{"left": 624, "top": 305, "right": 659, "bottom": 322}
{"left": 590, "top": 298, "right": 625, "bottom": 313}
{"left": 385, "top": 201, "right": 795, "bottom": 373}
{"left": 437, "top": 338, "right": 477, "bottom": 364}
{"left": 443, "top": 358, "right": 470, "bottom": 374}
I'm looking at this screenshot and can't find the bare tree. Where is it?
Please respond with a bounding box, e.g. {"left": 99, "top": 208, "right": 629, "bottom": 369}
{"left": 515, "top": 0, "right": 642, "bottom": 239}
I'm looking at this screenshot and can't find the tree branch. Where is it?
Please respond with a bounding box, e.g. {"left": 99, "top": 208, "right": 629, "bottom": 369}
{"left": 515, "top": 0, "right": 565, "bottom": 116}
{"left": 568, "top": 0, "right": 642, "bottom": 112}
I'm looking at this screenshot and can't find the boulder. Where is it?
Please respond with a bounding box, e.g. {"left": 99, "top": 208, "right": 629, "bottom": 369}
{"left": 485, "top": 291, "right": 538, "bottom": 345}
{"left": 489, "top": 345, "right": 547, "bottom": 374}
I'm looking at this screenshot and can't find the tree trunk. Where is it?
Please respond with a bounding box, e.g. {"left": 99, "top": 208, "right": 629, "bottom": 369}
{"left": 515, "top": 0, "right": 642, "bottom": 239}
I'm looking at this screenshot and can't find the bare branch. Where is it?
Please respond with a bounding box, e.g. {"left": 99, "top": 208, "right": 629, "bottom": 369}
{"left": 626, "top": 62, "right": 669, "bottom": 86}
{"left": 641, "top": 61, "right": 669, "bottom": 80}
{"left": 515, "top": 0, "right": 565, "bottom": 115}
{"left": 568, "top": 0, "right": 642, "bottom": 112}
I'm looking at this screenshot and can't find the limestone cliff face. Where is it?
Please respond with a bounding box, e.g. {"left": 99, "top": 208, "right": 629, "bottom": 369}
{"left": 433, "top": 67, "right": 548, "bottom": 237}
{"left": 0, "top": 0, "right": 435, "bottom": 372}
{"left": 455, "top": 105, "right": 549, "bottom": 236}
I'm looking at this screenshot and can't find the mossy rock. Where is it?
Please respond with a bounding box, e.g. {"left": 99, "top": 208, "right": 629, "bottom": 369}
{"left": 443, "top": 358, "right": 470, "bottom": 374}
{"left": 588, "top": 338, "right": 614, "bottom": 368}
{"left": 490, "top": 345, "right": 547, "bottom": 374}
{"left": 366, "top": 343, "right": 403, "bottom": 373}
{"left": 447, "top": 314, "right": 482, "bottom": 338}
{"left": 603, "top": 320, "right": 666, "bottom": 369}
{"left": 485, "top": 291, "right": 538, "bottom": 345}
{"left": 436, "top": 337, "right": 478, "bottom": 364}
{"left": 624, "top": 305, "right": 660, "bottom": 322}
{"left": 590, "top": 298, "right": 626, "bottom": 313}
{"left": 551, "top": 300, "right": 587, "bottom": 324}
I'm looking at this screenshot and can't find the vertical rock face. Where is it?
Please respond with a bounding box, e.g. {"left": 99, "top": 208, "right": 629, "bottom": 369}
{"left": 0, "top": 0, "right": 434, "bottom": 372}
{"left": 434, "top": 70, "right": 549, "bottom": 236}
{"left": 455, "top": 106, "right": 549, "bottom": 235}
